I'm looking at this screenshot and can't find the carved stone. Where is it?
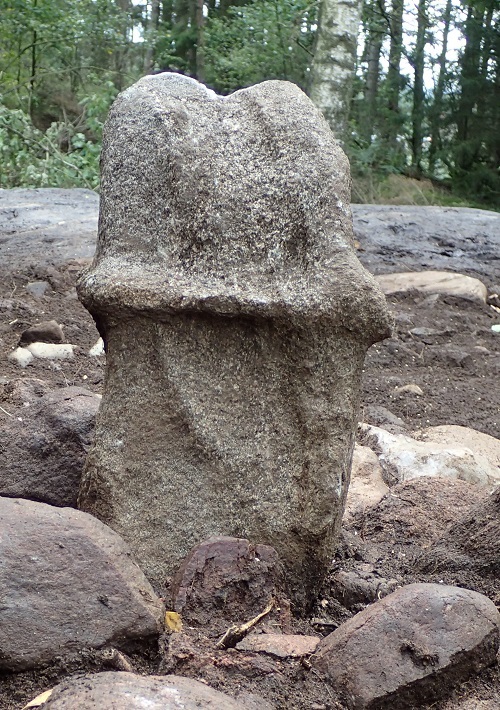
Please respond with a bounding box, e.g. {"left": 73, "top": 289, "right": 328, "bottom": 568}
{"left": 77, "top": 73, "right": 391, "bottom": 606}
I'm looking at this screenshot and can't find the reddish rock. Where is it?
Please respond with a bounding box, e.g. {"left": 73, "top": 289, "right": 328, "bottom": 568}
{"left": 43, "top": 671, "right": 250, "bottom": 709}
{"left": 0, "top": 497, "right": 164, "bottom": 671}
{"left": 311, "top": 583, "right": 499, "bottom": 709}
{"left": 171, "top": 536, "right": 282, "bottom": 632}
{"left": 236, "top": 633, "right": 319, "bottom": 658}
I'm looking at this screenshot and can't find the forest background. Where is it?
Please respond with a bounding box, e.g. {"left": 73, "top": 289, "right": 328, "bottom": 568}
{"left": 0, "top": 0, "right": 499, "bottom": 208}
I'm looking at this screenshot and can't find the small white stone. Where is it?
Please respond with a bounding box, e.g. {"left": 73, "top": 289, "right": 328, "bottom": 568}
{"left": 89, "top": 338, "right": 105, "bottom": 357}
{"left": 8, "top": 347, "right": 34, "bottom": 368}
{"left": 26, "top": 342, "right": 75, "bottom": 360}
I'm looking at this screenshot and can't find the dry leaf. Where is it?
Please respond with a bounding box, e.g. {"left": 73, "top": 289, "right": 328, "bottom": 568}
{"left": 22, "top": 689, "right": 54, "bottom": 709}
{"left": 165, "top": 610, "right": 183, "bottom": 632}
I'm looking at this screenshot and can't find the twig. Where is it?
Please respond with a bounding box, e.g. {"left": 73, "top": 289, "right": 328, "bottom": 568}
{"left": 0, "top": 405, "right": 14, "bottom": 418}
{"left": 216, "top": 598, "right": 274, "bottom": 650}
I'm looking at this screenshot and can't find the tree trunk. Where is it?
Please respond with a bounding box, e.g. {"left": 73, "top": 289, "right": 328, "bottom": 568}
{"left": 144, "top": 0, "right": 161, "bottom": 74}
{"left": 456, "top": 4, "right": 483, "bottom": 146}
{"left": 309, "top": 0, "right": 363, "bottom": 143}
{"left": 385, "top": 0, "right": 404, "bottom": 146}
{"left": 360, "top": 0, "right": 385, "bottom": 143}
{"left": 193, "top": 0, "right": 205, "bottom": 82}
{"left": 428, "top": 0, "right": 452, "bottom": 173}
{"left": 410, "top": 0, "right": 427, "bottom": 172}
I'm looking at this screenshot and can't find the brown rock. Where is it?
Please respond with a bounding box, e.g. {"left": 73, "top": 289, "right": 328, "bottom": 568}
{"left": 236, "top": 632, "right": 319, "bottom": 658}
{"left": 0, "top": 497, "right": 163, "bottom": 671}
{"left": 312, "top": 583, "right": 500, "bottom": 709}
{"left": 0, "top": 380, "right": 99, "bottom": 506}
{"left": 171, "top": 536, "right": 281, "bottom": 633}
{"left": 77, "top": 73, "right": 392, "bottom": 606}
{"left": 43, "top": 671, "right": 249, "bottom": 709}
{"left": 329, "top": 569, "right": 399, "bottom": 610}
{"left": 18, "top": 319, "right": 64, "bottom": 346}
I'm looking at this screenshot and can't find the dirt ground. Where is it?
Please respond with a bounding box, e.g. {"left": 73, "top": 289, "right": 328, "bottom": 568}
{"left": 0, "top": 190, "right": 499, "bottom": 709}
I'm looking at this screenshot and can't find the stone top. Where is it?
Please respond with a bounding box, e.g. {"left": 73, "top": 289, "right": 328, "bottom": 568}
{"left": 78, "top": 73, "right": 391, "bottom": 341}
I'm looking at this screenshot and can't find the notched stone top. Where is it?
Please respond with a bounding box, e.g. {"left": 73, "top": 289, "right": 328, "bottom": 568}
{"left": 78, "top": 73, "right": 391, "bottom": 341}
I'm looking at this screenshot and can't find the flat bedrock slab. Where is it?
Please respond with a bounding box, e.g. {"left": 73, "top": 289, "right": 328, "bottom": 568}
{"left": 42, "top": 671, "right": 251, "bottom": 709}
{"left": 0, "top": 379, "right": 99, "bottom": 506}
{"left": 376, "top": 270, "right": 488, "bottom": 303}
{"left": 0, "top": 497, "right": 163, "bottom": 671}
{"left": 76, "top": 74, "right": 392, "bottom": 605}
{"left": 2, "top": 192, "right": 499, "bottom": 286}
{"left": 311, "top": 583, "right": 500, "bottom": 709}
{"left": 171, "top": 536, "right": 281, "bottom": 633}
{"left": 360, "top": 423, "right": 500, "bottom": 488}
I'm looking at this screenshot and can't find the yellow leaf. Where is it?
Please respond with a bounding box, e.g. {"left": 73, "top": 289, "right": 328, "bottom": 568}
{"left": 22, "top": 689, "right": 54, "bottom": 709}
{"left": 165, "top": 610, "right": 183, "bottom": 633}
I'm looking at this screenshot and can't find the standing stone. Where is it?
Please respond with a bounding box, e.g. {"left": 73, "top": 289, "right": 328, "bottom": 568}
{"left": 77, "top": 73, "right": 391, "bottom": 605}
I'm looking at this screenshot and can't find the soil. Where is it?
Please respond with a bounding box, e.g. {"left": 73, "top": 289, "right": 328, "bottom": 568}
{"left": 0, "top": 190, "right": 499, "bottom": 709}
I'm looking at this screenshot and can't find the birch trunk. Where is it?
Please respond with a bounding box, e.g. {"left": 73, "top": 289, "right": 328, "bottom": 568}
{"left": 309, "top": 0, "right": 363, "bottom": 143}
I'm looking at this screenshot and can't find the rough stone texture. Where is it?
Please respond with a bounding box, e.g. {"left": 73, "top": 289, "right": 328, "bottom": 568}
{"left": 76, "top": 73, "right": 391, "bottom": 603}
{"left": 236, "top": 633, "right": 319, "bottom": 657}
{"left": 376, "top": 270, "right": 488, "bottom": 303}
{"left": 359, "top": 423, "right": 500, "bottom": 488}
{"left": 171, "top": 536, "right": 281, "bottom": 633}
{"left": 344, "top": 444, "right": 389, "bottom": 517}
{"left": 312, "top": 583, "right": 500, "bottom": 709}
{"left": 0, "top": 497, "right": 163, "bottom": 671}
{"left": 43, "top": 672, "right": 248, "bottom": 709}
{"left": 0, "top": 379, "right": 99, "bottom": 506}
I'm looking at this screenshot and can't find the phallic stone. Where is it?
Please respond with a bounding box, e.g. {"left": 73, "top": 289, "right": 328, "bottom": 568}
{"left": 0, "top": 381, "right": 99, "bottom": 506}
{"left": 18, "top": 319, "right": 64, "bottom": 345}
{"left": 376, "top": 271, "right": 488, "bottom": 303}
{"left": 171, "top": 536, "right": 281, "bottom": 633}
{"left": 0, "top": 497, "right": 163, "bottom": 671}
{"left": 43, "top": 671, "right": 249, "bottom": 709}
{"left": 236, "top": 633, "right": 320, "bottom": 658}
{"left": 76, "top": 73, "right": 391, "bottom": 605}
{"left": 311, "top": 583, "right": 500, "bottom": 709}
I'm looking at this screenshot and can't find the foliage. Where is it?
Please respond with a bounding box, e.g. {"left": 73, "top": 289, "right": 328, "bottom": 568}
{"left": 0, "top": 82, "right": 117, "bottom": 189}
{"left": 0, "top": 0, "right": 498, "bottom": 207}
{"left": 203, "top": 0, "right": 316, "bottom": 94}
